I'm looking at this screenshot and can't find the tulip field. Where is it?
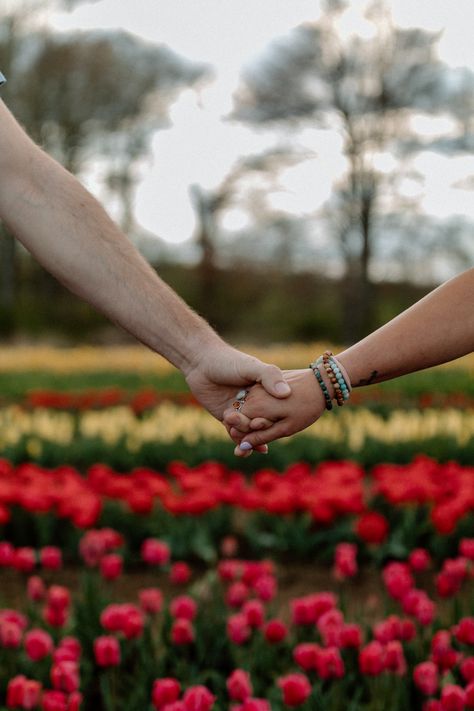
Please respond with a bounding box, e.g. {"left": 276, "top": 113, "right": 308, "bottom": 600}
{"left": 0, "top": 346, "right": 473, "bottom": 711}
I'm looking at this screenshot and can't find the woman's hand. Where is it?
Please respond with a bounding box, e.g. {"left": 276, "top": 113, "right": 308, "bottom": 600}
{"left": 223, "top": 368, "right": 327, "bottom": 456}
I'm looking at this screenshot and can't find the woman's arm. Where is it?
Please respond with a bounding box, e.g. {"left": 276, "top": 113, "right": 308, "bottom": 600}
{"left": 0, "top": 98, "right": 290, "bottom": 421}
{"left": 225, "top": 268, "right": 474, "bottom": 453}
{"left": 337, "top": 267, "right": 474, "bottom": 386}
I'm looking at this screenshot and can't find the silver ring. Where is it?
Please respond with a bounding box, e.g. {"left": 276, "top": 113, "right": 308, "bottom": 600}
{"left": 232, "top": 389, "right": 249, "bottom": 412}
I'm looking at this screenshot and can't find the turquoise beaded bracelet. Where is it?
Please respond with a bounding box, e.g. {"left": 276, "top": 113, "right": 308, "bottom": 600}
{"left": 316, "top": 354, "right": 350, "bottom": 404}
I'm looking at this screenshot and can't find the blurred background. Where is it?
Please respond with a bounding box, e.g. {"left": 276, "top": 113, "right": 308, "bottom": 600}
{"left": 1, "top": 0, "right": 473, "bottom": 345}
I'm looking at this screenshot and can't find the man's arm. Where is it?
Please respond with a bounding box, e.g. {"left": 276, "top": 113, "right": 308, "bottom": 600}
{"left": 0, "top": 98, "right": 290, "bottom": 420}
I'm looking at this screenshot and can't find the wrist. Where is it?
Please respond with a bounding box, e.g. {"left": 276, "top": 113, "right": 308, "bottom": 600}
{"left": 335, "top": 349, "right": 379, "bottom": 389}
{"left": 178, "top": 329, "right": 227, "bottom": 378}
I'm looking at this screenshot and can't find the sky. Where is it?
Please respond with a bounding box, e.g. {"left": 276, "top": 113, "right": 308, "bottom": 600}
{"left": 13, "top": 0, "right": 474, "bottom": 250}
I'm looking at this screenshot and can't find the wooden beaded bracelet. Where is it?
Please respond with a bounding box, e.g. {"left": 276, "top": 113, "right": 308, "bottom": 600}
{"left": 321, "top": 352, "right": 345, "bottom": 406}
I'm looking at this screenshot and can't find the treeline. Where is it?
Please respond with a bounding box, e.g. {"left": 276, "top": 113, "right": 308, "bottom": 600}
{"left": 3, "top": 260, "right": 430, "bottom": 344}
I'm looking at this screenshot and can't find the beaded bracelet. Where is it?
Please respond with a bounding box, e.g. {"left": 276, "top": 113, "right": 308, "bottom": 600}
{"left": 320, "top": 352, "right": 350, "bottom": 406}
{"left": 309, "top": 363, "right": 333, "bottom": 410}
{"left": 310, "top": 350, "right": 351, "bottom": 409}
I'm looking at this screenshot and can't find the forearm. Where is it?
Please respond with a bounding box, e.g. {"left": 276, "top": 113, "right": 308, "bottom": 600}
{"left": 0, "top": 146, "right": 220, "bottom": 373}
{"left": 337, "top": 269, "right": 474, "bottom": 387}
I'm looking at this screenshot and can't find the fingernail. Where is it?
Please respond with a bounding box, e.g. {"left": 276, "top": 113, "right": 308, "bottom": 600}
{"left": 239, "top": 442, "right": 253, "bottom": 451}
{"left": 262, "top": 445, "right": 269, "bottom": 454}
{"left": 275, "top": 381, "right": 291, "bottom": 395}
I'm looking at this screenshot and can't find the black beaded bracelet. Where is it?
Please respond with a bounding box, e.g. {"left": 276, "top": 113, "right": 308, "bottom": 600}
{"left": 309, "top": 362, "right": 333, "bottom": 411}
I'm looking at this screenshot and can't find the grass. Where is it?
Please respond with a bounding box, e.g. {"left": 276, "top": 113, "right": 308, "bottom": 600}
{"left": 0, "top": 368, "right": 473, "bottom": 401}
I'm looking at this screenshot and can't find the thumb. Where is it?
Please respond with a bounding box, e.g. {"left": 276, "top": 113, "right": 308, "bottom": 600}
{"left": 245, "top": 360, "right": 291, "bottom": 398}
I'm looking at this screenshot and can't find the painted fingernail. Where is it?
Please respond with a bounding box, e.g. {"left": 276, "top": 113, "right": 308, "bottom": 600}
{"left": 275, "top": 381, "right": 291, "bottom": 395}
{"left": 239, "top": 442, "right": 253, "bottom": 451}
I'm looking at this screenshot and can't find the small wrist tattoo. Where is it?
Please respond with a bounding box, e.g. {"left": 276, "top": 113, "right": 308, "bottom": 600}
{"left": 357, "top": 370, "right": 379, "bottom": 386}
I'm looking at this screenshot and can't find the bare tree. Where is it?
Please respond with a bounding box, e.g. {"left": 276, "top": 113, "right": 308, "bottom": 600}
{"left": 232, "top": 0, "right": 458, "bottom": 340}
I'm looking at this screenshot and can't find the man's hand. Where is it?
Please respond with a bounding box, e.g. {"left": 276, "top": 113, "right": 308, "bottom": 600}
{"left": 184, "top": 342, "right": 291, "bottom": 422}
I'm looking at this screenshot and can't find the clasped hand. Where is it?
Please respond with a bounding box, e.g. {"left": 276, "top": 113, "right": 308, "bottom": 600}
{"left": 223, "top": 368, "right": 327, "bottom": 457}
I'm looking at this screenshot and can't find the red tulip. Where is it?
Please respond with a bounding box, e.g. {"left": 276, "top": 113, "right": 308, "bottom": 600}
{"left": 263, "top": 619, "right": 287, "bottom": 644}
{"left": 431, "top": 631, "right": 459, "bottom": 671}
{"left": 170, "top": 596, "right": 197, "bottom": 621}
{"left": 408, "top": 548, "right": 431, "bottom": 572}
{"left": 171, "top": 618, "right": 195, "bottom": 645}
{"left": 290, "top": 593, "right": 336, "bottom": 626}
{"left": 242, "top": 600, "right": 264, "bottom": 629}
{"left": 316, "top": 647, "right": 344, "bottom": 680}
{"left": 0, "top": 610, "right": 28, "bottom": 630}
{"left": 440, "top": 684, "right": 466, "bottom": 711}
{"left": 151, "top": 678, "right": 181, "bottom": 709}
{"left": 27, "top": 576, "right": 46, "bottom": 602}
{"left": 238, "top": 701, "right": 271, "bottom": 711}
{"left": 170, "top": 562, "right": 192, "bottom": 585}
{"left": 50, "top": 661, "right": 80, "bottom": 693}
{"left": 7, "top": 675, "right": 42, "bottom": 709}
{"left": 293, "top": 643, "right": 320, "bottom": 671}
{"left": 423, "top": 701, "right": 442, "bottom": 711}
{"left": 182, "top": 685, "right": 215, "bottom": 711}
{"left": 226, "top": 670, "right": 253, "bottom": 702}
{"left": 422, "top": 699, "right": 443, "bottom": 711}
{"left": 227, "top": 614, "right": 251, "bottom": 645}
{"left": 25, "top": 629, "right": 54, "bottom": 661}
{"left": 383, "top": 562, "right": 414, "bottom": 600}
{"left": 0, "top": 620, "right": 22, "bottom": 648}
{"left": 47, "top": 586, "right": 71, "bottom": 611}
{"left": 44, "top": 606, "right": 68, "bottom": 628}
{"left": 40, "top": 547, "right": 63, "bottom": 571}
{"left": 139, "top": 588, "right": 164, "bottom": 615}
{"left": 6, "top": 675, "right": 27, "bottom": 708}
{"left": 0, "top": 542, "right": 14, "bottom": 567}
{"left": 226, "top": 582, "right": 249, "bottom": 609}
{"left": 13, "top": 547, "right": 36, "bottom": 573}
{"left": 100, "top": 554, "right": 123, "bottom": 581}
{"left": 253, "top": 575, "right": 277, "bottom": 602}
{"left": 359, "top": 641, "right": 385, "bottom": 675}
{"left": 413, "top": 661, "right": 439, "bottom": 696}
{"left": 459, "top": 538, "right": 474, "bottom": 561}
{"left": 67, "top": 691, "right": 82, "bottom": 711}
{"left": 465, "top": 682, "right": 474, "bottom": 709}
{"left": 277, "top": 673, "right": 312, "bottom": 707}
{"left": 334, "top": 543, "right": 358, "bottom": 579}
{"left": 141, "top": 539, "right": 170, "bottom": 566}
{"left": 54, "top": 638, "right": 81, "bottom": 664}
{"left": 340, "top": 623, "right": 363, "bottom": 648}
{"left": 94, "top": 636, "right": 120, "bottom": 667}
{"left": 454, "top": 617, "right": 474, "bottom": 645}
{"left": 121, "top": 605, "right": 144, "bottom": 640}
{"left": 460, "top": 657, "right": 474, "bottom": 683}
{"left": 384, "top": 640, "right": 407, "bottom": 676}
{"left": 355, "top": 512, "right": 388, "bottom": 544}
{"left": 78, "top": 530, "right": 107, "bottom": 567}
{"left": 41, "top": 690, "right": 67, "bottom": 711}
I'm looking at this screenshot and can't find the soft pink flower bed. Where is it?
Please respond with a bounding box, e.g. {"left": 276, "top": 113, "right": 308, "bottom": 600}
{"left": 0, "top": 525, "right": 473, "bottom": 710}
